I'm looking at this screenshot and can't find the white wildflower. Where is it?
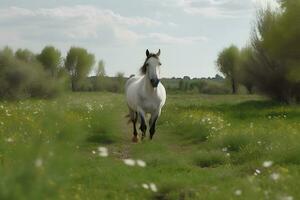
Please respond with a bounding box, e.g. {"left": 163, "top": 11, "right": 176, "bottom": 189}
{"left": 149, "top": 183, "right": 158, "bottom": 192}
{"left": 234, "top": 189, "right": 242, "bottom": 196}
{"left": 92, "top": 150, "right": 96, "bottom": 154}
{"left": 98, "top": 146, "right": 108, "bottom": 153}
{"left": 99, "top": 151, "right": 108, "bottom": 157}
{"left": 97, "top": 147, "right": 108, "bottom": 157}
{"left": 6, "top": 137, "right": 13, "bottom": 143}
{"left": 250, "top": 122, "right": 254, "bottom": 128}
{"left": 254, "top": 169, "right": 261, "bottom": 176}
{"left": 136, "top": 159, "right": 146, "bottom": 167}
{"left": 281, "top": 196, "right": 293, "bottom": 200}
{"left": 270, "top": 173, "right": 280, "bottom": 181}
{"left": 263, "top": 161, "right": 273, "bottom": 168}
{"left": 35, "top": 158, "right": 43, "bottom": 168}
{"left": 222, "top": 147, "right": 228, "bottom": 152}
{"left": 257, "top": 141, "right": 262, "bottom": 145}
{"left": 123, "top": 159, "right": 136, "bottom": 166}
{"left": 86, "top": 103, "right": 93, "bottom": 111}
{"left": 142, "top": 183, "right": 149, "bottom": 189}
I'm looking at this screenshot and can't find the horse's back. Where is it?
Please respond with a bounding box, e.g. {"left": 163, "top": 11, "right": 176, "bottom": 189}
{"left": 125, "top": 76, "right": 135, "bottom": 91}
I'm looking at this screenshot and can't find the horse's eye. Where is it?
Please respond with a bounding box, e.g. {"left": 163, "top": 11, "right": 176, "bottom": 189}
{"left": 158, "top": 62, "right": 162, "bottom": 66}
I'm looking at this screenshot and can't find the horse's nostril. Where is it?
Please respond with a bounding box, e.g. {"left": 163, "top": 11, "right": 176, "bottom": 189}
{"left": 150, "top": 79, "right": 159, "bottom": 87}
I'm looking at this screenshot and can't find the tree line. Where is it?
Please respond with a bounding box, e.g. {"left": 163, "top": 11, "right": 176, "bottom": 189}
{"left": 217, "top": 0, "right": 300, "bottom": 103}
{"left": 0, "top": 46, "right": 125, "bottom": 99}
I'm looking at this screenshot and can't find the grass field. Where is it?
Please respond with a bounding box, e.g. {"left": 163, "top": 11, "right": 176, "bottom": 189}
{"left": 1, "top": 92, "right": 300, "bottom": 200}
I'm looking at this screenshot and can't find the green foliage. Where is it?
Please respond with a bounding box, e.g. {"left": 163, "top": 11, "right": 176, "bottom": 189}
{"left": 229, "top": 1, "right": 300, "bottom": 103}
{"left": 216, "top": 45, "right": 240, "bottom": 94}
{"left": 15, "top": 48, "right": 36, "bottom": 62}
{"left": 64, "top": 47, "right": 95, "bottom": 91}
{"left": 237, "top": 46, "right": 255, "bottom": 94}
{"left": 96, "top": 60, "right": 106, "bottom": 77}
{"left": 0, "top": 47, "right": 62, "bottom": 99}
{"left": 37, "top": 46, "right": 62, "bottom": 77}
{"left": 194, "top": 79, "right": 231, "bottom": 94}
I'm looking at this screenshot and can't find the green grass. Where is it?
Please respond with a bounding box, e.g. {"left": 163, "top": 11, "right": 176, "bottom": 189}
{"left": 1, "top": 92, "right": 300, "bottom": 199}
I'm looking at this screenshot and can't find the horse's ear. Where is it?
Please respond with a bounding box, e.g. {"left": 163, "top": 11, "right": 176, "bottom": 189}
{"left": 156, "top": 49, "right": 161, "bottom": 57}
{"left": 146, "top": 49, "right": 150, "bottom": 57}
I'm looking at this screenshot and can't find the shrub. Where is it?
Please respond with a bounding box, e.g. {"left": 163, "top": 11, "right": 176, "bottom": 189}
{"left": 246, "top": 2, "right": 300, "bottom": 103}
{"left": 0, "top": 47, "right": 62, "bottom": 99}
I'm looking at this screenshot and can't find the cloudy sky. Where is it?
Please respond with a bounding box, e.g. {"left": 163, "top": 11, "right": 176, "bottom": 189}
{"left": 0, "top": 0, "right": 279, "bottom": 78}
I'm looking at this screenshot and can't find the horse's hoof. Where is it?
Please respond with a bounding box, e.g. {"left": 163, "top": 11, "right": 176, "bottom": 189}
{"left": 132, "top": 136, "right": 139, "bottom": 143}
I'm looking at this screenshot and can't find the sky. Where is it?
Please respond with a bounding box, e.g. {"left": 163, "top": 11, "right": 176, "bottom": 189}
{"left": 0, "top": 0, "right": 279, "bottom": 78}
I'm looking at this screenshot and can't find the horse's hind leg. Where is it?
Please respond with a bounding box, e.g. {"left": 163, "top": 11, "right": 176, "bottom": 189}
{"left": 130, "top": 111, "right": 138, "bottom": 143}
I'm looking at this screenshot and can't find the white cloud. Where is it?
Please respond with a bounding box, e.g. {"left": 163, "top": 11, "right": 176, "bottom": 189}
{"left": 147, "top": 33, "right": 207, "bottom": 45}
{"left": 0, "top": 5, "right": 161, "bottom": 45}
{"left": 161, "top": 0, "right": 279, "bottom": 18}
{"left": 0, "top": 5, "right": 208, "bottom": 47}
{"left": 0, "top": 5, "right": 161, "bottom": 26}
{"left": 168, "top": 22, "right": 179, "bottom": 27}
{"left": 181, "top": 0, "right": 254, "bottom": 18}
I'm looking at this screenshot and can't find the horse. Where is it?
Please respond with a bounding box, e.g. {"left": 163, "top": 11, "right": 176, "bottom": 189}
{"left": 125, "top": 49, "right": 166, "bottom": 142}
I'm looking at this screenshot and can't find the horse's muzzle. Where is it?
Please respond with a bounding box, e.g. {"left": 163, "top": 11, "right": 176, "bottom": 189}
{"left": 150, "top": 78, "right": 160, "bottom": 88}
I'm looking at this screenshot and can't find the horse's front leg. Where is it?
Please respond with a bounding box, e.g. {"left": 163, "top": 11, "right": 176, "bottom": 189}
{"left": 149, "top": 110, "right": 161, "bottom": 140}
{"left": 138, "top": 108, "right": 147, "bottom": 140}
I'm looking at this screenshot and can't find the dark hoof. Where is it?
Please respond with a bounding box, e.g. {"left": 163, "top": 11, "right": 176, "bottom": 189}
{"left": 132, "top": 136, "right": 138, "bottom": 143}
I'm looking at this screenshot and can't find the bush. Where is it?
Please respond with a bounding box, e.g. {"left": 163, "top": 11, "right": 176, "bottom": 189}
{"left": 0, "top": 47, "right": 62, "bottom": 99}
{"left": 196, "top": 80, "right": 231, "bottom": 94}
{"left": 245, "top": 2, "right": 300, "bottom": 103}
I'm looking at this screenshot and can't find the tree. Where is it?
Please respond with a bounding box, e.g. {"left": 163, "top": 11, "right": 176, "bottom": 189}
{"left": 37, "top": 46, "right": 62, "bottom": 77}
{"left": 216, "top": 45, "right": 240, "bottom": 94}
{"left": 237, "top": 46, "right": 255, "bottom": 94}
{"left": 15, "top": 49, "right": 35, "bottom": 62}
{"left": 65, "top": 47, "right": 95, "bottom": 91}
{"left": 96, "top": 60, "right": 106, "bottom": 77}
{"left": 247, "top": 0, "right": 300, "bottom": 103}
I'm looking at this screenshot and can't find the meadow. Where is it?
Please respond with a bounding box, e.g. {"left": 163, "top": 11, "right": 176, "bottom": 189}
{"left": 1, "top": 92, "right": 300, "bottom": 200}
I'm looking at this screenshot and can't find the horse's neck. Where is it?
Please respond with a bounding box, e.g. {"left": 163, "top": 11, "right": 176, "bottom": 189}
{"left": 141, "top": 75, "right": 155, "bottom": 95}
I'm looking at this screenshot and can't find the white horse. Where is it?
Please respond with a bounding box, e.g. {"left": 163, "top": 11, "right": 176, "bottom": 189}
{"left": 125, "top": 49, "right": 166, "bottom": 142}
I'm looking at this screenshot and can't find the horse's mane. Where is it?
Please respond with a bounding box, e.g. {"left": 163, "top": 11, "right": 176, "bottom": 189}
{"left": 140, "top": 53, "right": 158, "bottom": 75}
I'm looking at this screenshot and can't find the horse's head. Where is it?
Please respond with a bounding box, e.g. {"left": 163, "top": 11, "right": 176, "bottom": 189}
{"left": 141, "top": 49, "right": 162, "bottom": 88}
